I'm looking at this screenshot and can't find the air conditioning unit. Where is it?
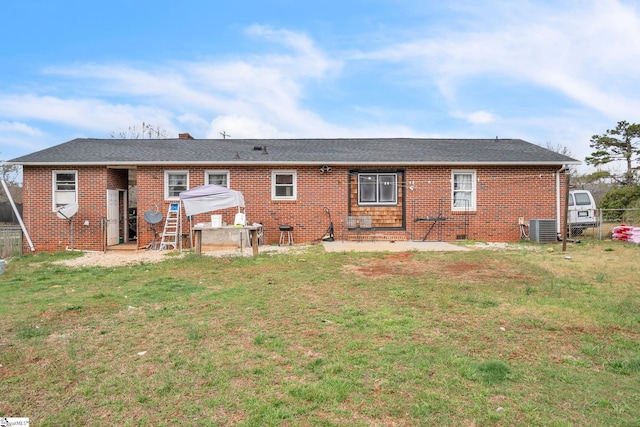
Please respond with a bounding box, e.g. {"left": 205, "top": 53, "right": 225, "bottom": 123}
{"left": 529, "top": 219, "right": 557, "bottom": 243}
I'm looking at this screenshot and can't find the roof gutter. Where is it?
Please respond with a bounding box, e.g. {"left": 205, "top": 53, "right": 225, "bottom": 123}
{"left": 10, "top": 160, "right": 582, "bottom": 167}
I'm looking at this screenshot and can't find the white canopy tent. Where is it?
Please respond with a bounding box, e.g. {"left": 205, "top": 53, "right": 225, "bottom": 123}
{"left": 179, "top": 184, "right": 245, "bottom": 217}
{"left": 179, "top": 184, "right": 249, "bottom": 252}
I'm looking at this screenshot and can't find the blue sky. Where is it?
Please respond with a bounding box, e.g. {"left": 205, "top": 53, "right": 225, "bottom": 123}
{"left": 1, "top": 0, "right": 640, "bottom": 174}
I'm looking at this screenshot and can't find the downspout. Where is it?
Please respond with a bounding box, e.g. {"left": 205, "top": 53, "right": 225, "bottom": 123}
{"left": 556, "top": 165, "right": 567, "bottom": 235}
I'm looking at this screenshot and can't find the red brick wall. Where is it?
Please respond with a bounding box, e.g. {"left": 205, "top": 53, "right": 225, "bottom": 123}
{"left": 135, "top": 165, "right": 352, "bottom": 248}
{"left": 23, "top": 163, "right": 568, "bottom": 252}
{"left": 407, "top": 165, "right": 564, "bottom": 241}
{"left": 22, "top": 166, "right": 128, "bottom": 252}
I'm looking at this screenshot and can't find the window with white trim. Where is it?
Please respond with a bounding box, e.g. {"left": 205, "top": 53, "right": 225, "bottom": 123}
{"left": 165, "top": 170, "right": 188, "bottom": 200}
{"left": 206, "top": 170, "right": 229, "bottom": 187}
{"left": 272, "top": 170, "right": 296, "bottom": 200}
{"left": 358, "top": 173, "right": 398, "bottom": 205}
{"left": 452, "top": 170, "right": 476, "bottom": 211}
{"left": 52, "top": 170, "right": 78, "bottom": 210}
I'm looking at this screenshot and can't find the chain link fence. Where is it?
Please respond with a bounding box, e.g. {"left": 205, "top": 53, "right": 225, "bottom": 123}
{"left": 597, "top": 208, "right": 640, "bottom": 240}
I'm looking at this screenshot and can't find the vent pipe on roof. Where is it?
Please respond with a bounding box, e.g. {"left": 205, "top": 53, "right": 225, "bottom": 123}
{"left": 179, "top": 133, "right": 194, "bottom": 140}
{"left": 253, "top": 145, "right": 268, "bottom": 154}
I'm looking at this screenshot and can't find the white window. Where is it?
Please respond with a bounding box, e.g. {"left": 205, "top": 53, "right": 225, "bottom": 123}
{"left": 52, "top": 170, "right": 78, "bottom": 210}
{"left": 272, "top": 170, "right": 296, "bottom": 200}
{"left": 205, "top": 170, "right": 229, "bottom": 188}
{"left": 165, "top": 170, "right": 189, "bottom": 200}
{"left": 452, "top": 170, "right": 476, "bottom": 211}
{"left": 358, "top": 173, "right": 398, "bottom": 205}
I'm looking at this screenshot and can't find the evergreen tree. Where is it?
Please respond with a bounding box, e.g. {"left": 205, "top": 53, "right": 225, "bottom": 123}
{"left": 585, "top": 120, "right": 640, "bottom": 187}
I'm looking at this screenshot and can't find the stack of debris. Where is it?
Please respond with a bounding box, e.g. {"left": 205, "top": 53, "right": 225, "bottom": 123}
{"left": 612, "top": 224, "right": 640, "bottom": 243}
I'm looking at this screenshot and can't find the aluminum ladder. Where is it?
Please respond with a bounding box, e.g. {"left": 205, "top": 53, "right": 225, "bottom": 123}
{"left": 159, "top": 202, "right": 180, "bottom": 250}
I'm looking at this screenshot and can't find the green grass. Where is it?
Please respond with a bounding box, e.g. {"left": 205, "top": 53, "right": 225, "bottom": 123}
{"left": 1, "top": 241, "right": 639, "bottom": 426}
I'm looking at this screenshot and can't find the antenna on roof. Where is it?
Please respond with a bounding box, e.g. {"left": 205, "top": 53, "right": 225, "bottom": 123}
{"left": 220, "top": 131, "right": 230, "bottom": 139}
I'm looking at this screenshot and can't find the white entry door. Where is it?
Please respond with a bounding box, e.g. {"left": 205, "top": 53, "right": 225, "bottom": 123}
{"left": 106, "top": 190, "right": 120, "bottom": 246}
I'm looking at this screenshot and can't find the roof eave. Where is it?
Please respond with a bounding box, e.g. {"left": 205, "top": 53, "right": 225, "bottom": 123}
{"left": 11, "top": 160, "right": 581, "bottom": 167}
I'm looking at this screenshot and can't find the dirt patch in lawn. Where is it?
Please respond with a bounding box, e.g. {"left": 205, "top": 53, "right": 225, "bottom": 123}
{"left": 343, "top": 252, "right": 428, "bottom": 278}
{"left": 344, "top": 252, "right": 530, "bottom": 282}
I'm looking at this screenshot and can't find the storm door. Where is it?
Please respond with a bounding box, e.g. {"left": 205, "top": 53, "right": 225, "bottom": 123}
{"left": 106, "top": 189, "right": 120, "bottom": 246}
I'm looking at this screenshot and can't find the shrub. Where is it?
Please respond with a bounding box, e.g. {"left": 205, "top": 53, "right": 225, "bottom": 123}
{"left": 622, "top": 198, "right": 640, "bottom": 224}
{"left": 599, "top": 185, "right": 640, "bottom": 220}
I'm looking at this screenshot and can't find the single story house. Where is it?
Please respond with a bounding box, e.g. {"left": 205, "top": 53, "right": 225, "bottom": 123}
{"left": 9, "top": 135, "right": 580, "bottom": 253}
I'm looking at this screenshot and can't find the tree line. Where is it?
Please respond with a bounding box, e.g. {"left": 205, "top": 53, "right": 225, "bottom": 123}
{"left": 578, "top": 120, "right": 640, "bottom": 222}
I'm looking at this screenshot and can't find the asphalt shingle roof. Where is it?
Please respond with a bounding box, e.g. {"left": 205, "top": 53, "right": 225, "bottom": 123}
{"left": 9, "top": 137, "right": 580, "bottom": 166}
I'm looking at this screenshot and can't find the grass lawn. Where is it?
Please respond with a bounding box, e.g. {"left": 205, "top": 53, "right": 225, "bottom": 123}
{"left": 1, "top": 240, "right": 639, "bottom": 426}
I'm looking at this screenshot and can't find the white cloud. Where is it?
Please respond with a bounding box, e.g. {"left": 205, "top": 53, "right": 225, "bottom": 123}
{"left": 206, "top": 115, "right": 286, "bottom": 139}
{"left": 176, "top": 113, "right": 209, "bottom": 131}
{"left": 341, "top": 0, "right": 640, "bottom": 172}
{"left": 244, "top": 25, "right": 341, "bottom": 79}
{"left": 0, "top": 121, "right": 44, "bottom": 136}
{"left": 2, "top": 3, "right": 637, "bottom": 173}
{"left": 0, "top": 121, "right": 47, "bottom": 159}
{"left": 0, "top": 94, "right": 175, "bottom": 135}
{"left": 204, "top": 113, "right": 421, "bottom": 140}
{"left": 41, "top": 25, "right": 341, "bottom": 120}
{"left": 356, "top": 0, "right": 640, "bottom": 120}
{"left": 44, "top": 63, "right": 230, "bottom": 112}
{"left": 451, "top": 110, "right": 497, "bottom": 124}
{"left": 6, "top": 25, "right": 343, "bottom": 145}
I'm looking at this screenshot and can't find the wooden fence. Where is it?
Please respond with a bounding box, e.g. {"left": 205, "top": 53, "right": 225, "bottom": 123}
{"left": 0, "top": 226, "right": 22, "bottom": 258}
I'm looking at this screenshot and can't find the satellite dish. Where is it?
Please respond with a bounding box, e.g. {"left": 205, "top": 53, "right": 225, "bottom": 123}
{"left": 144, "top": 210, "right": 163, "bottom": 225}
{"left": 56, "top": 203, "right": 78, "bottom": 220}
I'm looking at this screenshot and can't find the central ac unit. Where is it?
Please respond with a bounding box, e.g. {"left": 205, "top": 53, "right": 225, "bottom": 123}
{"left": 529, "top": 219, "right": 557, "bottom": 243}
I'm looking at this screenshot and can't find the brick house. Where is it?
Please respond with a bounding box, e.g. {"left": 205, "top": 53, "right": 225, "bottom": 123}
{"left": 9, "top": 135, "right": 579, "bottom": 253}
